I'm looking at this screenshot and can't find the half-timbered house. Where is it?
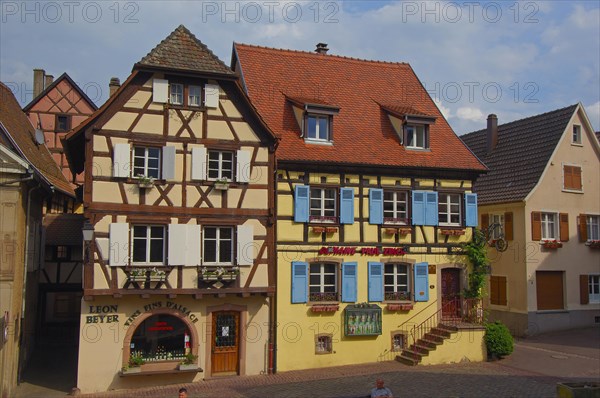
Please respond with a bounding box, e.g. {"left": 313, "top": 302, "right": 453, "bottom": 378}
{"left": 234, "top": 43, "right": 488, "bottom": 371}
{"left": 63, "top": 26, "right": 277, "bottom": 393}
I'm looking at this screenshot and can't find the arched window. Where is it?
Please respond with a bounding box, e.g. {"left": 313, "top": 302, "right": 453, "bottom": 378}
{"left": 130, "top": 314, "right": 191, "bottom": 362}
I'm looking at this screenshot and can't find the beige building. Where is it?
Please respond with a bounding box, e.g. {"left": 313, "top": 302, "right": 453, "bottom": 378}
{"left": 462, "top": 104, "right": 600, "bottom": 336}
{"left": 63, "top": 26, "right": 277, "bottom": 393}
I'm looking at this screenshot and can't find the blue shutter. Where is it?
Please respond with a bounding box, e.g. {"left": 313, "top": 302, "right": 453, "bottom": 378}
{"left": 342, "top": 262, "right": 357, "bottom": 302}
{"left": 369, "top": 189, "right": 383, "bottom": 224}
{"left": 294, "top": 185, "right": 310, "bottom": 223}
{"left": 425, "top": 191, "right": 438, "bottom": 226}
{"left": 291, "top": 261, "right": 308, "bottom": 303}
{"left": 368, "top": 262, "right": 383, "bottom": 302}
{"left": 414, "top": 262, "right": 429, "bottom": 302}
{"left": 412, "top": 191, "right": 425, "bottom": 225}
{"left": 465, "top": 193, "right": 478, "bottom": 227}
{"left": 340, "top": 188, "right": 355, "bottom": 224}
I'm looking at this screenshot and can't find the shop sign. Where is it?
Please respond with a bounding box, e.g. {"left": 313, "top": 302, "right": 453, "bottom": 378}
{"left": 124, "top": 301, "right": 199, "bottom": 326}
{"left": 318, "top": 246, "right": 406, "bottom": 256}
{"left": 86, "top": 305, "right": 119, "bottom": 324}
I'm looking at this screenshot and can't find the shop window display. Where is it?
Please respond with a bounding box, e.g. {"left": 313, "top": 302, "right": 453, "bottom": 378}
{"left": 130, "top": 314, "right": 192, "bottom": 362}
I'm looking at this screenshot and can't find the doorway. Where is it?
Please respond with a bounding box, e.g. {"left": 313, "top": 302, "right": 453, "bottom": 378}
{"left": 211, "top": 311, "right": 240, "bottom": 375}
{"left": 441, "top": 268, "right": 461, "bottom": 319}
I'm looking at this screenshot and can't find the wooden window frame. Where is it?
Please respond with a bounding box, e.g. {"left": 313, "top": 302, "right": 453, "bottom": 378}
{"left": 383, "top": 263, "right": 411, "bottom": 302}
{"left": 404, "top": 124, "right": 429, "bottom": 150}
{"left": 132, "top": 146, "right": 162, "bottom": 179}
{"left": 390, "top": 331, "right": 407, "bottom": 352}
{"left": 589, "top": 275, "right": 600, "bottom": 303}
{"left": 562, "top": 164, "right": 583, "bottom": 192}
{"left": 55, "top": 114, "right": 71, "bottom": 132}
{"left": 55, "top": 245, "right": 70, "bottom": 261}
{"left": 309, "top": 187, "right": 337, "bottom": 224}
{"left": 131, "top": 225, "right": 166, "bottom": 266}
{"left": 304, "top": 113, "right": 332, "bottom": 143}
{"left": 541, "top": 212, "right": 558, "bottom": 240}
{"left": 314, "top": 334, "right": 333, "bottom": 354}
{"left": 202, "top": 226, "right": 234, "bottom": 266}
{"left": 169, "top": 83, "right": 184, "bottom": 105}
{"left": 489, "top": 213, "right": 505, "bottom": 240}
{"left": 308, "top": 262, "right": 339, "bottom": 303}
{"left": 438, "top": 192, "right": 461, "bottom": 227}
{"left": 188, "top": 85, "right": 202, "bottom": 107}
{"left": 572, "top": 125, "right": 582, "bottom": 145}
{"left": 383, "top": 190, "right": 409, "bottom": 225}
{"left": 207, "top": 150, "right": 234, "bottom": 181}
{"left": 586, "top": 215, "right": 600, "bottom": 241}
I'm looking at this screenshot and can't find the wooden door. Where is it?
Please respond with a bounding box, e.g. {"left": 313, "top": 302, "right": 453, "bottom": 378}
{"left": 536, "top": 271, "right": 564, "bottom": 310}
{"left": 441, "top": 268, "right": 461, "bottom": 319}
{"left": 211, "top": 311, "right": 239, "bottom": 375}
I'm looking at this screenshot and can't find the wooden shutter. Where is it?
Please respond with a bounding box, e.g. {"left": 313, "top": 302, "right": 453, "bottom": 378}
{"left": 481, "top": 214, "right": 489, "bottom": 232}
{"left": 168, "top": 224, "right": 187, "bottom": 266}
{"left": 559, "top": 213, "right": 569, "bottom": 241}
{"left": 341, "top": 262, "right": 357, "bottom": 302}
{"left": 531, "top": 212, "right": 542, "bottom": 241}
{"left": 236, "top": 224, "right": 254, "bottom": 266}
{"left": 536, "top": 271, "right": 564, "bottom": 310}
{"left": 424, "top": 192, "right": 438, "bottom": 226}
{"left": 563, "top": 165, "right": 572, "bottom": 189}
{"left": 340, "top": 188, "right": 355, "bottom": 225}
{"left": 369, "top": 189, "right": 383, "bottom": 225}
{"left": 573, "top": 166, "right": 582, "bottom": 190}
{"left": 489, "top": 276, "right": 499, "bottom": 305}
{"left": 152, "top": 79, "right": 168, "bottom": 103}
{"left": 162, "top": 146, "right": 176, "bottom": 180}
{"left": 579, "top": 214, "right": 588, "bottom": 242}
{"left": 411, "top": 191, "right": 425, "bottom": 225}
{"left": 236, "top": 149, "right": 251, "bottom": 183}
{"left": 109, "top": 223, "right": 129, "bottom": 266}
{"left": 414, "top": 262, "right": 429, "bottom": 302}
{"left": 504, "top": 212, "right": 513, "bottom": 241}
{"left": 294, "top": 185, "right": 310, "bottom": 223}
{"left": 112, "top": 143, "right": 131, "bottom": 178}
{"left": 291, "top": 261, "right": 308, "bottom": 303}
{"left": 465, "top": 193, "right": 478, "bottom": 227}
{"left": 185, "top": 225, "right": 201, "bottom": 266}
{"left": 498, "top": 276, "right": 507, "bottom": 305}
{"left": 191, "top": 146, "right": 207, "bottom": 181}
{"left": 204, "top": 84, "right": 219, "bottom": 108}
{"left": 580, "top": 275, "right": 589, "bottom": 305}
{"left": 368, "top": 262, "right": 383, "bottom": 302}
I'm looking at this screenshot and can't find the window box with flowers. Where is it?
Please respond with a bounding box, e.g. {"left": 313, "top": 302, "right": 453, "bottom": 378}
{"left": 586, "top": 240, "right": 600, "bottom": 249}
{"left": 199, "top": 266, "right": 240, "bottom": 281}
{"left": 214, "top": 178, "right": 229, "bottom": 190}
{"left": 135, "top": 174, "right": 156, "bottom": 189}
{"left": 440, "top": 228, "right": 466, "bottom": 236}
{"left": 542, "top": 239, "right": 563, "bottom": 249}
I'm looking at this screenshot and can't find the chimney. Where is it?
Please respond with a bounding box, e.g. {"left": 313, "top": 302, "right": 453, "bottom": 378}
{"left": 45, "top": 74, "right": 54, "bottom": 88}
{"left": 109, "top": 77, "right": 121, "bottom": 97}
{"left": 33, "top": 69, "right": 45, "bottom": 97}
{"left": 487, "top": 114, "right": 498, "bottom": 153}
{"left": 315, "top": 43, "right": 329, "bottom": 55}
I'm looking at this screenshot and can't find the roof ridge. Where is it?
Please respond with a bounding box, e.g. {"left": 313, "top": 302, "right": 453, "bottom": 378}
{"left": 234, "top": 42, "right": 409, "bottom": 67}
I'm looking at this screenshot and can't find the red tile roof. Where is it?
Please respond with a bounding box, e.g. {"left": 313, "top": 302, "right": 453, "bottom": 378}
{"left": 0, "top": 82, "right": 75, "bottom": 197}
{"left": 234, "top": 44, "right": 486, "bottom": 172}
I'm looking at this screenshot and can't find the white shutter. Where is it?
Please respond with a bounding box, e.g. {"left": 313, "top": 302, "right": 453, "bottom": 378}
{"left": 237, "top": 224, "right": 254, "bottom": 266}
{"left": 204, "top": 84, "right": 219, "bottom": 108}
{"left": 109, "top": 223, "right": 129, "bottom": 266}
{"left": 168, "top": 224, "right": 187, "bottom": 266}
{"left": 191, "top": 146, "right": 207, "bottom": 180}
{"left": 153, "top": 79, "right": 169, "bottom": 103}
{"left": 236, "top": 149, "right": 252, "bottom": 183}
{"left": 112, "top": 143, "right": 131, "bottom": 178}
{"left": 185, "top": 225, "right": 201, "bottom": 266}
{"left": 95, "top": 238, "right": 109, "bottom": 261}
{"left": 162, "top": 146, "right": 176, "bottom": 180}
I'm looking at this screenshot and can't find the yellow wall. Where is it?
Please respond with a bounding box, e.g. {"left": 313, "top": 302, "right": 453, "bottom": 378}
{"left": 420, "top": 328, "right": 486, "bottom": 365}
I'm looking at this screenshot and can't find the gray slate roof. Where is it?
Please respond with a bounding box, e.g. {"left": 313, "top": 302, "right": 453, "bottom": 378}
{"left": 135, "top": 25, "right": 234, "bottom": 76}
{"left": 460, "top": 104, "right": 578, "bottom": 205}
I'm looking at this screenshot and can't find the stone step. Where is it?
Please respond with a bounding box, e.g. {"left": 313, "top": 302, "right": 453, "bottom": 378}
{"left": 437, "top": 323, "right": 459, "bottom": 333}
{"left": 430, "top": 327, "right": 453, "bottom": 338}
{"left": 424, "top": 332, "right": 445, "bottom": 343}
{"left": 410, "top": 344, "right": 433, "bottom": 355}
{"left": 396, "top": 354, "right": 419, "bottom": 366}
{"left": 400, "top": 349, "right": 423, "bottom": 361}
{"left": 417, "top": 339, "right": 439, "bottom": 349}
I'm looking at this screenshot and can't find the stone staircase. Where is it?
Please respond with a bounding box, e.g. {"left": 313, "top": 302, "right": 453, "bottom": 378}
{"left": 396, "top": 323, "right": 458, "bottom": 366}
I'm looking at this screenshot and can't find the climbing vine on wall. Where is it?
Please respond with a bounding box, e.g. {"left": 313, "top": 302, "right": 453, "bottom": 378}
{"left": 462, "top": 229, "right": 490, "bottom": 299}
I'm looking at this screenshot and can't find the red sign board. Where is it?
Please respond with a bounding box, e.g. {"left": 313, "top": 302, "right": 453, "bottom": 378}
{"left": 318, "top": 246, "right": 406, "bottom": 256}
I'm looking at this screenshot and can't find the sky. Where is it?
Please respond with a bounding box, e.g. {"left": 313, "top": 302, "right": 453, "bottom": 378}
{"left": 1, "top": 0, "right": 599, "bottom": 135}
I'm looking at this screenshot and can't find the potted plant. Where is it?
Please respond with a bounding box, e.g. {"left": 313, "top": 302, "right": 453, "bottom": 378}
{"left": 214, "top": 178, "right": 229, "bottom": 190}
{"left": 542, "top": 239, "right": 563, "bottom": 249}
{"left": 178, "top": 352, "right": 198, "bottom": 370}
{"left": 586, "top": 240, "right": 600, "bottom": 249}
{"left": 128, "top": 268, "right": 147, "bottom": 282}
{"left": 135, "top": 174, "right": 155, "bottom": 189}
{"left": 122, "top": 352, "right": 144, "bottom": 374}
{"left": 149, "top": 267, "right": 166, "bottom": 282}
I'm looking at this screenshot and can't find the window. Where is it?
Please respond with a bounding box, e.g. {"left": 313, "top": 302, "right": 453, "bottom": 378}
{"left": 587, "top": 215, "right": 600, "bottom": 240}
{"left": 438, "top": 193, "right": 461, "bottom": 226}
{"left": 56, "top": 115, "right": 71, "bottom": 131}
{"left": 489, "top": 275, "right": 507, "bottom": 305}
{"left": 589, "top": 275, "right": 600, "bottom": 303}
{"left": 133, "top": 147, "right": 161, "bottom": 179}
{"left": 170, "top": 83, "right": 183, "bottom": 105}
{"left": 309, "top": 262, "right": 338, "bottom": 302}
{"left": 315, "top": 334, "right": 332, "bottom": 354}
{"left": 310, "top": 188, "right": 337, "bottom": 223}
{"left": 56, "top": 245, "right": 69, "bottom": 260}
{"left": 306, "top": 114, "right": 330, "bottom": 142}
{"left": 563, "top": 165, "right": 582, "bottom": 191}
{"left": 383, "top": 191, "right": 408, "bottom": 224}
{"left": 405, "top": 125, "right": 428, "bottom": 149}
{"left": 188, "top": 85, "right": 201, "bottom": 107}
{"left": 130, "top": 314, "right": 190, "bottom": 363}
{"left": 391, "top": 332, "right": 406, "bottom": 352}
{"left": 490, "top": 214, "right": 505, "bottom": 240}
{"left": 572, "top": 125, "right": 581, "bottom": 144}
{"left": 203, "top": 227, "right": 233, "bottom": 265}
{"left": 384, "top": 263, "right": 410, "bottom": 301}
{"left": 207, "top": 151, "right": 233, "bottom": 181}
{"left": 132, "top": 225, "right": 165, "bottom": 265}
{"left": 541, "top": 212, "right": 558, "bottom": 240}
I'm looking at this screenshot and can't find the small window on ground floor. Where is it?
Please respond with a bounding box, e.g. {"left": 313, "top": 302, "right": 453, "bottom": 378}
{"left": 391, "top": 332, "right": 406, "bottom": 352}
{"left": 130, "top": 314, "right": 191, "bottom": 362}
{"left": 315, "top": 334, "right": 333, "bottom": 354}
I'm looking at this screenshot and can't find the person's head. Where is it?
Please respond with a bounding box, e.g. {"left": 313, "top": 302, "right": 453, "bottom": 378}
{"left": 376, "top": 379, "right": 385, "bottom": 389}
{"left": 178, "top": 387, "right": 188, "bottom": 398}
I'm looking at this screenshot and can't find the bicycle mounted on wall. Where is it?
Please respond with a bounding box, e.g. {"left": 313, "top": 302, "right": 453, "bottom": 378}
{"left": 474, "top": 222, "right": 508, "bottom": 252}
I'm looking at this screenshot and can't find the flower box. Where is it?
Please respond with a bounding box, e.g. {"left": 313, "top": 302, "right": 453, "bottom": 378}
{"left": 214, "top": 182, "right": 229, "bottom": 190}
{"left": 386, "top": 303, "right": 413, "bottom": 311}
{"left": 586, "top": 240, "right": 600, "bottom": 249}
{"left": 440, "top": 229, "right": 466, "bottom": 236}
{"left": 121, "top": 367, "right": 141, "bottom": 374}
{"left": 310, "top": 304, "right": 339, "bottom": 313}
{"left": 542, "top": 240, "right": 563, "bottom": 249}
{"left": 312, "top": 226, "right": 326, "bottom": 233}
{"left": 178, "top": 364, "right": 198, "bottom": 371}
{"left": 199, "top": 266, "right": 240, "bottom": 281}
{"left": 385, "top": 228, "right": 398, "bottom": 235}
{"left": 398, "top": 228, "right": 412, "bottom": 235}
{"left": 325, "top": 227, "right": 338, "bottom": 234}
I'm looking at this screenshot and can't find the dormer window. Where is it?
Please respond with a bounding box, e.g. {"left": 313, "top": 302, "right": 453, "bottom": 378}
{"left": 405, "top": 125, "right": 428, "bottom": 149}
{"left": 306, "top": 114, "right": 330, "bottom": 142}
{"left": 379, "top": 104, "right": 435, "bottom": 150}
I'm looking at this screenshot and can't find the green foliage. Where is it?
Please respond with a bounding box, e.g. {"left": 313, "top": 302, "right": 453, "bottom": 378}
{"left": 128, "top": 353, "right": 144, "bottom": 367}
{"left": 462, "top": 229, "right": 490, "bottom": 298}
{"left": 181, "top": 352, "right": 198, "bottom": 365}
{"left": 484, "top": 321, "right": 514, "bottom": 357}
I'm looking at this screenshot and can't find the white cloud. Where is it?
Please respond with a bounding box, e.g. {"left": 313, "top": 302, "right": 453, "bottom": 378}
{"left": 433, "top": 98, "right": 451, "bottom": 119}
{"left": 585, "top": 101, "right": 600, "bottom": 132}
{"left": 456, "top": 107, "right": 485, "bottom": 122}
